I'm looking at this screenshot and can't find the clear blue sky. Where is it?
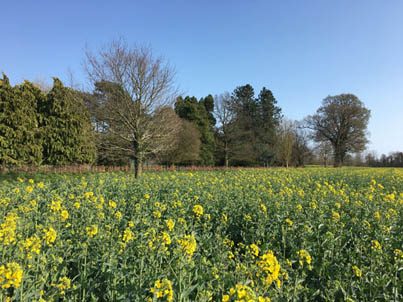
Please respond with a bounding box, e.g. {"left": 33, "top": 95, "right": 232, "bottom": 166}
{"left": 1, "top": 0, "right": 402, "bottom": 155}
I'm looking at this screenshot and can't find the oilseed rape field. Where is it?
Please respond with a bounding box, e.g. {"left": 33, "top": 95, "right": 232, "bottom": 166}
{"left": 0, "top": 168, "right": 402, "bottom": 301}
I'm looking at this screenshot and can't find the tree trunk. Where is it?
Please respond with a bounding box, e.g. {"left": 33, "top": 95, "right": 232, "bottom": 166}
{"left": 133, "top": 146, "right": 144, "bottom": 178}
{"left": 1, "top": 162, "right": 5, "bottom": 175}
{"left": 134, "top": 157, "right": 142, "bottom": 178}
{"left": 334, "top": 149, "right": 343, "bottom": 167}
{"left": 225, "top": 145, "right": 229, "bottom": 168}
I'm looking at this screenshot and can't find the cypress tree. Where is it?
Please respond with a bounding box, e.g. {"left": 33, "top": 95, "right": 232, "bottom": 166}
{"left": 40, "top": 78, "right": 96, "bottom": 165}
{"left": 0, "top": 74, "right": 43, "bottom": 169}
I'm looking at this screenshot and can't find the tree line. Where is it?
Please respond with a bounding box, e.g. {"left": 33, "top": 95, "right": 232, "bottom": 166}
{"left": 0, "top": 74, "right": 96, "bottom": 172}
{"left": 1, "top": 39, "right": 381, "bottom": 176}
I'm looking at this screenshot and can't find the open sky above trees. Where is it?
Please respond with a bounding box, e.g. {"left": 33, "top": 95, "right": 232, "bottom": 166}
{"left": 1, "top": 0, "right": 402, "bottom": 155}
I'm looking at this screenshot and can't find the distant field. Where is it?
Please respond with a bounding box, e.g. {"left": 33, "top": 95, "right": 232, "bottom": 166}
{"left": 0, "top": 168, "right": 402, "bottom": 301}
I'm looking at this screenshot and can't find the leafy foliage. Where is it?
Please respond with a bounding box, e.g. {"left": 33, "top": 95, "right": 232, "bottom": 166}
{"left": 306, "top": 94, "right": 370, "bottom": 167}
{"left": 229, "top": 85, "right": 282, "bottom": 166}
{"left": 39, "top": 78, "right": 96, "bottom": 165}
{"left": 175, "top": 96, "right": 216, "bottom": 166}
{"left": 0, "top": 75, "right": 43, "bottom": 166}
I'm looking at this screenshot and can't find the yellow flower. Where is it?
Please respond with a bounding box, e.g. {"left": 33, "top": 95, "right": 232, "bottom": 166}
{"left": 249, "top": 244, "right": 259, "bottom": 257}
{"left": 229, "top": 284, "right": 256, "bottom": 301}
{"left": 394, "top": 249, "right": 403, "bottom": 261}
{"left": 123, "top": 228, "right": 135, "bottom": 243}
{"left": 222, "top": 295, "right": 230, "bottom": 302}
{"left": 371, "top": 240, "right": 382, "bottom": 251}
{"left": 50, "top": 200, "right": 61, "bottom": 212}
{"left": 115, "top": 211, "right": 122, "bottom": 219}
{"left": 84, "top": 191, "right": 94, "bottom": 199}
{"left": 0, "top": 212, "right": 19, "bottom": 245}
{"left": 177, "top": 234, "right": 197, "bottom": 260}
{"left": 0, "top": 262, "right": 23, "bottom": 289}
{"left": 86, "top": 225, "right": 98, "bottom": 238}
{"left": 52, "top": 276, "right": 71, "bottom": 295}
{"left": 256, "top": 250, "right": 281, "bottom": 287}
{"left": 285, "top": 218, "right": 293, "bottom": 226}
{"left": 352, "top": 265, "right": 362, "bottom": 277}
{"left": 160, "top": 232, "right": 171, "bottom": 246}
{"left": 43, "top": 227, "right": 57, "bottom": 246}
{"left": 150, "top": 278, "right": 173, "bottom": 302}
{"left": 193, "top": 205, "right": 203, "bottom": 218}
{"left": 60, "top": 210, "right": 69, "bottom": 221}
{"left": 297, "top": 249, "right": 311, "bottom": 266}
{"left": 23, "top": 235, "right": 41, "bottom": 258}
{"left": 165, "top": 219, "right": 175, "bottom": 231}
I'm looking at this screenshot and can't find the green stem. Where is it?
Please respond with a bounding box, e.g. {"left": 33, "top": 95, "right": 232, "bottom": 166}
{"left": 82, "top": 246, "right": 87, "bottom": 302}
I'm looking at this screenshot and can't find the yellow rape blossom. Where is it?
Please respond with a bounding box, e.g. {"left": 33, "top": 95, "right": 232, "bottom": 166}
{"left": 0, "top": 212, "right": 19, "bottom": 245}
{"left": 249, "top": 244, "right": 259, "bottom": 257}
{"left": 165, "top": 219, "right": 175, "bottom": 231}
{"left": 23, "top": 235, "right": 41, "bottom": 259}
{"left": 177, "top": 234, "right": 197, "bottom": 261}
{"left": 60, "top": 209, "right": 69, "bottom": 221}
{"left": 150, "top": 278, "right": 173, "bottom": 302}
{"left": 52, "top": 276, "right": 71, "bottom": 295}
{"left": 352, "top": 265, "right": 362, "bottom": 277}
{"left": 123, "top": 228, "right": 135, "bottom": 243}
{"left": 86, "top": 225, "right": 98, "bottom": 238}
{"left": 43, "top": 227, "right": 57, "bottom": 246}
{"left": 371, "top": 240, "right": 382, "bottom": 251}
{"left": 256, "top": 250, "right": 281, "bottom": 287}
{"left": 193, "top": 204, "right": 203, "bottom": 218}
{"left": 297, "top": 249, "right": 312, "bottom": 266}
{"left": 0, "top": 262, "right": 23, "bottom": 289}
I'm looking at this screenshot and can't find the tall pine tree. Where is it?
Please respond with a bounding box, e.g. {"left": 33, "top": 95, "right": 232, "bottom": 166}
{"left": 227, "top": 85, "right": 282, "bottom": 166}
{"left": 256, "top": 87, "right": 282, "bottom": 165}
{"left": 230, "top": 84, "right": 259, "bottom": 165}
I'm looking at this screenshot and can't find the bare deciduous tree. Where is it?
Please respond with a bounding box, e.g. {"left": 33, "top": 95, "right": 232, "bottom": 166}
{"left": 214, "top": 92, "right": 234, "bottom": 167}
{"left": 84, "top": 39, "right": 180, "bottom": 177}
{"left": 316, "top": 141, "right": 333, "bottom": 167}
{"left": 277, "top": 119, "right": 295, "bottom": 168}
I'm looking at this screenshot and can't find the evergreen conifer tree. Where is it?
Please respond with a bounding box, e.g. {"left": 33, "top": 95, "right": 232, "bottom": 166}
{"left": 40, "top": 78, "right": 96, "bottom": 165}
{"left": 0, "top": 74, "right": 43, "bottom": 169}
